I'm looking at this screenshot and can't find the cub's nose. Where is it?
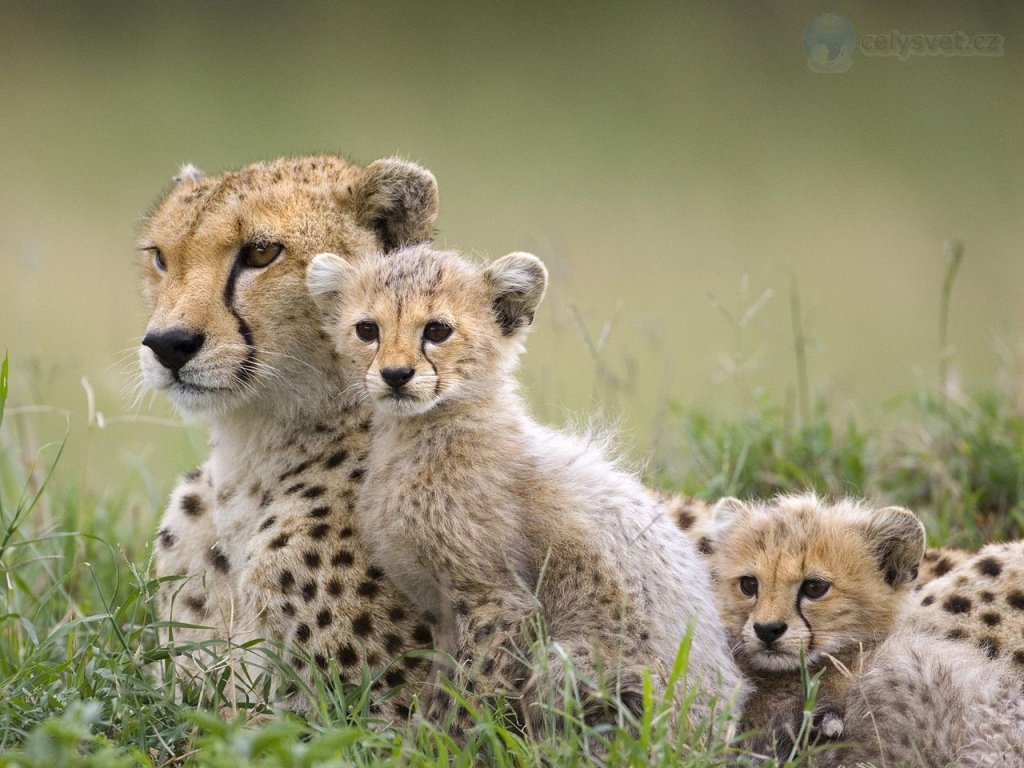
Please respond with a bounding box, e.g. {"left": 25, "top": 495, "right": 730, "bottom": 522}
{"left": 143, "top": 329, "right": 206, "bottom": 372}
{"left": 753, "top": 621, "right": 788, "bottom": 645}
{"left": 380, "top": 367, "right": 415, "bottom": 390}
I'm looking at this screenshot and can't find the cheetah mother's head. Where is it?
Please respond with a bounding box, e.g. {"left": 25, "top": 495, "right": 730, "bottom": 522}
{"left": 138, "top": 156, "right": 438, "bottom": 418}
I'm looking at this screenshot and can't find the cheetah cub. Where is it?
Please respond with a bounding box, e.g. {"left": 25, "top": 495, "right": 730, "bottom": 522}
{"left": 307, "top": 245, "right": 745, "bottom": 735}
{"left": 705, "top": 494, "right": 925, "bottom": 756}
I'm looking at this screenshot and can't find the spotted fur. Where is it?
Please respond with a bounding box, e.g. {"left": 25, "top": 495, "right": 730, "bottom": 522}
{"left": 141, "top": 155, "right": 439, "bottom": 718}
{"left": 908, "top": 540, "right": 1024, "bottom": 677}
{"left": 309, "top": 245, "right": 747, "bottom": 736}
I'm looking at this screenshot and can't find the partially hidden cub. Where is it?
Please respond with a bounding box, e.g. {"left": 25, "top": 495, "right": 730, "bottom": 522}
{"left": 307, "top": 244, "right": 746, "bottom": 736}
{"left": 707, "top": 494, "right": 1024, "bottom": 767}
{"left": 705, "top": 494, "right": 925, "bottom": 755}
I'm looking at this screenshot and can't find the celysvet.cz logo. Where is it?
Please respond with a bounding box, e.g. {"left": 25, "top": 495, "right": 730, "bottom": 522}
{"left": 805, "top": 13, "right": 1005, "bottom": 73}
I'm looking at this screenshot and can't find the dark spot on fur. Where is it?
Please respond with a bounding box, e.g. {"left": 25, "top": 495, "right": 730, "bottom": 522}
{"left": 921, "top": 595, "right": 935, "bottom": 607}
{"left": 384, "top": 668, "right": 406, "bottom": 688}
{"left": 315, "top": 653, "right": 328, "bottom": 669}
{"left": 157, "top": 528, "right": 176, "bottom": 548}
{"left": 675, "top": 510, "right": 695, "bottom": 529}
{"left": 270, "top": 533, "right": 290, "bottom": 549}
{"left": 326, "top": 578, "right": 342, "bottom": 596}
{"left": 976, "top": 557, "right": 1003, "bottom": 577}
{"left": 282, "top": 602, "right": 295, "bottom": 617}
{"left": 1008, "top": 591, "right": 1024, "bottom": 610}
{"left": 454, "top": 599, "right": 470, "bottom": 615}
{"left": 943, "top": 595, "right": 972, "bottom": 614}
{"left": 359, "top": 419, "right": 372, "bottom": 432}
{"left": 314, "top": 423, "right": 331, "bottom": 434}
{"left": 209, "top": 546, "right": 230, "bottom": 573}
{"left": 339, "top": 526, "right": 354, "bottom": 539}
{"left": 981, "top": 611, "right": 1002, "bottom": 627}
{"left": 302, "top": 581, "right": 318, "bottom": 602}
{"left": 349, "top": 467, "right": 366, "bottom": 482}
{"left": 1013, "top": 651, "right": 1024, "bottom": 667}
{"left": 304, "top": 551, "right": 322, "bottom": 569}
{"left": 260, "top": 491, "right": 273, "bottom": 508}
{"left": 357, "top": 580, "right": 380, "bottom": 599}
{"left": 946, "top": 628, "right": 966, "bottom": 641}
{"left": 308, "top": 506, "right": 331, "bottom": 519}
{"left": 181, "top": 494, "right": 204, "bottom": 517}
{"left": 352, "top": 612, "right": 373, "bottom": 637}
{"left": 280, "top": 570, "right": 295, "bottom": 591}
{"left": 317, "top": 609, "right": 332, "bottom": 628}
{"left": 184, "top": 595, "right": 206, "bottom": 613}
{"left": 332, "top": 549, "right": 354, "bottom": 567}
{"left": 285, "top": 482, "right": 306, "bottom": 495}
{"left": 279, "top": 460, "right": 314, "bottom": 483}
{"left": 324, "top": 450, "right": 348, "bottom": 469}
{"left": 980, "top": 637, "right": 1001, "bottom": 658}
{"left": 412, "top": 623, "right": 432, "bottom": 645}
{"left": 384, "top": 633, "right": 403, "bottom": 654}
{"left": 338, "top": 643, "right": 358, "bottom": 666}
{"left": 259, "top": 516, "right": 277, "bottom": 531}
{"left": 302, "top": 485, "right": 327, "bottom": 500}
{"left": 933, "top": 557, "right": 954, "bottom": 577}
{"left": 697, "top": 537, "right": 714, "bottom": 556}
{"left": 309, "top": 523, "right": 331, "bottom": 539}
{"left": 389, "top": 605, "right": 407, "bottom": 623}
{"left": 296, "top": 624, "right": 310, "bottom": 642}
{"left": 980, "top": 590, "right": 996, "bottom": 603}
{"left": 185, "top": 468, "right": 202, "bottom": 482}
{"left": 366, "top": 565, "right": 385, "bottom": 580}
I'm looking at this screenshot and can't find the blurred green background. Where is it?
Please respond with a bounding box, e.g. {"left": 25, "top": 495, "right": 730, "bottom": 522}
{"left": 1, "top": 1, "right": 1021, "bottom": 504}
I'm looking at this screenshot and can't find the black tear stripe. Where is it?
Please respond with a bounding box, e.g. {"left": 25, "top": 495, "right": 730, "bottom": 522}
{"left": 223, "top": 256, "right": 258, "bottom": 383}
{"left": 420, "top": 338, "right": 440, "bottom": 394}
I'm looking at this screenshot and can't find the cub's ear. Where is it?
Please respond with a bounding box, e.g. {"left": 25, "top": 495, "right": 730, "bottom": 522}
{"left": 483, "top": 252, "right": 548, "bottom": 336}
{"left": 862, "top": 506, "right": 926, "bottom": 587}
{"left": 351, "top": 158, "right": 438, "bottom": 252}
{"left": 306, "top": 253, "right": 353, "bottom": 308}
{"left": 174, "top": 163, "right": 205, "bottom": 184}
{"left": 709, "top": 497, "right": 749, "bottom": 530}
{"left": 701, "top": 497, "right": 751, "bottom": 557}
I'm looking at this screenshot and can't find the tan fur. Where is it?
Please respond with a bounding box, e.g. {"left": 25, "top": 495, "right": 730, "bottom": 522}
{"left": 821, "top": 629, "right": 1024, "bottom": 768}
{"left": 308, "top": 245, "right": 747, "bottom": 737}
{"left": 705, "top": 494, "right": 925, "bottom": 754}
{"left": 141, "top": 155, "right": 439, "bottom": 717}
{"left": 907, "top": 540, "right": 1024, "bottom": 677}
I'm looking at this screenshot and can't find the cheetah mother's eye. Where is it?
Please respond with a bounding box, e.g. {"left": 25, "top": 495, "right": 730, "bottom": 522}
{"left": 240, "top": 241, "right": 284, "bottom": 269}
{"left": 423, "top": 321, "right": 454, "bottom": 343}
{"left": 355, "top": 321, "right": 379, "bottom": 342}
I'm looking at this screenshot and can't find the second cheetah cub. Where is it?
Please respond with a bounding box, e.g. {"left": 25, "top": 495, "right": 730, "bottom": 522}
{"left": 307, "top": 245, "right": 745, "bottom": 735}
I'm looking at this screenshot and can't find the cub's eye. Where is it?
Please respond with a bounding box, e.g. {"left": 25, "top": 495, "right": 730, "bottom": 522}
{"left": 355, "top": 321, "right": 379, "bottom": 343}
{"left": 423, "top": 321, "right": 454, "bottom": 344}
{"left": 147, "top": 247, "right": 166, "bottom": 272}
{"left": 801, "top": 578, "right": 831, "bottom": 600}
{"left": 240, "top": 242, "right": 284, "bottom": 269}
{"left": 738, "top": 576, "right": 759, "bottom": 597}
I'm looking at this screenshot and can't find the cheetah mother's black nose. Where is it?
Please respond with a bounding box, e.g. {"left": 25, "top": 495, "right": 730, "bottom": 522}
{"left": 143, "top": 328, "right": 206, "bottom": 372}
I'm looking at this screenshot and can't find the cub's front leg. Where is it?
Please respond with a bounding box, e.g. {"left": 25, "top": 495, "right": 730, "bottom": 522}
{"left": 423, "top": 587, "right": 537, "bottom": 734}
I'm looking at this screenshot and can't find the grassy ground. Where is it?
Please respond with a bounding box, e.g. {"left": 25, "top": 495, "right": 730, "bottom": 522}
{"left": 2, "top": 337, "right": 1022, "bottom": 768}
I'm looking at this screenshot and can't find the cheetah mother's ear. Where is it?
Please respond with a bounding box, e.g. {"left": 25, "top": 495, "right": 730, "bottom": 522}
{"left": 862, "top": 506, "right": 926, "bottom": 587}
{"left": 483, "top": 252, "right": 548, "bottom": 336}
{"left": 351, "top": 158, "right": 439, "bottom": 252}
{"left": 306, "top": 253, "right": 354, "bottom": 309}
